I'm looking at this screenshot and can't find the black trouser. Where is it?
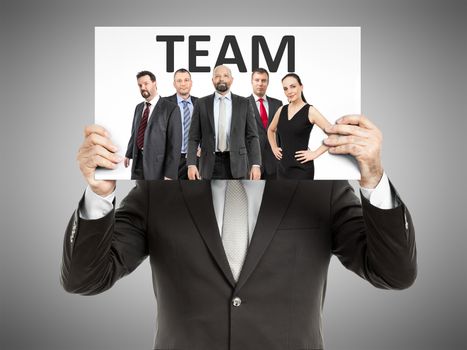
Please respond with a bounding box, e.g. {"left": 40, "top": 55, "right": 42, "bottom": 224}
{"left": 132, "top": 149, "right": 144, "bottom": 180}
{"left": 212, "top": 152, "right": 234, "bottom": 179}
{"left": 178, "top": 154, "right": 188, "bottom": 180}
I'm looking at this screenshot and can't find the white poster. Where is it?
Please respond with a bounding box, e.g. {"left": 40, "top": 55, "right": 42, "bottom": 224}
{"left": 95, "top": 27, "right": 361, "bottom": 180}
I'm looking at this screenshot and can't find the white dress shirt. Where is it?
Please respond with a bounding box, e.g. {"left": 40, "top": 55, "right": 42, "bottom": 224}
{"left": 143, "top": 95, "right": 160, "bottom": 122}
{"left": 80, "top": 173, "right": 396, "bottom": 238}
{"left": 176, "top": 94, "right": 194, "bottom": 153}
{"left": 253, "top": 93, "right": 270, "bottom": 117}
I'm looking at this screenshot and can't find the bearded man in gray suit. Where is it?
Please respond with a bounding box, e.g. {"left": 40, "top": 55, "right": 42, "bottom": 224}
{"left": 124, "top": 70, "right": 181, "bottom": 180}
{"left": 187, "top": 65, "right": 262, "bottom": 180}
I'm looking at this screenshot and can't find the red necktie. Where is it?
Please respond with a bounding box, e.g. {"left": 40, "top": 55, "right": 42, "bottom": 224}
{"left": 136, "top": 102, "right": 151, "bottom": 150}
{"left": 258, "top": 98, "right": 268, "bottom": 129}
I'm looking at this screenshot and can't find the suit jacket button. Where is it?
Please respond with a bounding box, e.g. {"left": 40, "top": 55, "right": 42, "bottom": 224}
{"left": 232, "top": 297, "right": 242, "bottom": 307}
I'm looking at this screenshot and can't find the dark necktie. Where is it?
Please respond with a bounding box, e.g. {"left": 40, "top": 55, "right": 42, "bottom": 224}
{"left": 136, "top": 102, "right": 151, "bottom": 150}
{"left": 258, "top": 98, "right": 268, "bottom": 129}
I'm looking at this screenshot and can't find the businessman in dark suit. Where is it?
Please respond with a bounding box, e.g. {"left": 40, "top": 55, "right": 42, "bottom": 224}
{"left": 124, "top": 70, "right": 182, "bottom": 180}
{"left": 248, "top": 68, "right": 283, "bottom": 179}
{"left": 164, "top": 68, "right": 198, "bottom": 179}
{"left": 65, "top": 115, "right": 417, "bottom": 350}
{"left": 187, "top": 65, "right": 262, "bottom": 180}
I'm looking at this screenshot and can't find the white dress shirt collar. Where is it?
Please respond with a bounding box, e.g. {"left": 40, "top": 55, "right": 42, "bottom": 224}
{"left": 215, "top": 91, "right": 232, "bottom": 101}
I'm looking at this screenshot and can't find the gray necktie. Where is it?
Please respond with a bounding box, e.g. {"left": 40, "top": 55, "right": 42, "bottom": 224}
{"left": 217, "top": 96, "right": 227, "bottom": 152}
{"left": 222, "top": 180, "right": 249, "bottom": 281}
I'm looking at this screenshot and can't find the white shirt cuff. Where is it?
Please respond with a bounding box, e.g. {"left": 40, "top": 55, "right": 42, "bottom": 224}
{"left": 79, "top": 186, "right": 115, "bottom": 220}
{"left": 360, "top": 172, "right": 396, "bottom": 209}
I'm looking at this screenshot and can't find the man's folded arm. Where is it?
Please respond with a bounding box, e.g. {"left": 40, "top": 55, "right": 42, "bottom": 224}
{"left": 61, "top": 181, "right": 149, "bottom": 295}
{"left": 331, "top": 175, "right": 417, "bottom": 290}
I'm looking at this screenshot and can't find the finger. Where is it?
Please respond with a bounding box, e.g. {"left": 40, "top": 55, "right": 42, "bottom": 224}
{"left": 324, "top": 135, "right": 368, "bottom": 147}
{"left": 296, "top": 156, "right": 306, "bottom": 162}
{"left": 79, "top": 144, "right": 120, "bottom": 165}
{"left": 328, "top": 144, "right": 363, "bottom": 156}
{"left": 83, "top": 133, "right": 118, "bottom": 152}
{"left": 336, "top": 115, "right": 377, "bottom": 129}
{"left": 89, "top": 144, "right": 123, "bottom": 164}
{"left": 324, "top": 124, "right": 370, "bottom": 137}
{"left": 84, "top": 124, "right": 110, "bottom": 138}
{"left": 82, "top": 154, "right": 118, "bottom": 170}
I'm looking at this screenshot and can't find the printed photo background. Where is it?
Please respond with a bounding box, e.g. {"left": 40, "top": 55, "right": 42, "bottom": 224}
{"left": 95, "top": 27, "right": 361, "bottom": 179}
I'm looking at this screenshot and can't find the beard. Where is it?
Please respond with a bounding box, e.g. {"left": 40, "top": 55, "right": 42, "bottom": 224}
{"left": 141, "top": 90, "right": 150, "bottom": 98}
{"left": 215, "top": 82, "right": 229, "bottom": 93}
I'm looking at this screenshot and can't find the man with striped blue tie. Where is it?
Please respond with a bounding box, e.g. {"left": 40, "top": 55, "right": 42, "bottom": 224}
{"left": 165, "top": 68, "right": 198, "bottom": 179}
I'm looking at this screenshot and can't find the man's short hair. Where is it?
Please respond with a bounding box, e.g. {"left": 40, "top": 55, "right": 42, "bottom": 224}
{"left": 174, "top": 68, "right": 191, "bottom": 79}
{"left": 136, "top": 70, "right": 156, "bottom": 82}
{"left": 251, "top": 68, "right": 269, "bottom": 78}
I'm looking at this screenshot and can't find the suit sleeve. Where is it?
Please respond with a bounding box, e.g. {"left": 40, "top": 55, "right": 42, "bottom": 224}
{"left": 61, "top": 181, "right": 149, "bottom": 295}
{"left": 330, "top": 180, "right": 417, "bottom": 290}
{"left": 187, "top": 101, "right": 201, "bottom": 166}
{"left": 125, "top": 106, "right": 139, "bottom": 159}
{"left": 245, "top": 101, "right": 262, "bottom": 167}
{"left": 164, "top": 104, "right": 182, "bottom": 179}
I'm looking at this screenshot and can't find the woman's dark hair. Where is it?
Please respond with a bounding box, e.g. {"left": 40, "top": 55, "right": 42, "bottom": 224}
{"left": 281, "top": 73, "right": 307, "bottom": 103}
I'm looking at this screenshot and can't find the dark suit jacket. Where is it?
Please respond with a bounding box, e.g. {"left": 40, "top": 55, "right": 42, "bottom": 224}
{"left": 248, "top": 95, "right": 283, "bottom": 177}
{"left": 187, "top": 93, "right": 261, "bottom": 179}
{"left": 125, "top": 98, "right": 182, "bottom": 180}
{"left": 61, "top": 180, "right": 417, "bottom": 350}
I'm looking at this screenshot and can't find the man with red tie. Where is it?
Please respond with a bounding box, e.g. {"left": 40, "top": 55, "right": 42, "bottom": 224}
{"left": 124, "top": 71, "right": 182, "bottom": 180}
{"left": 248, "top": 68, "right": 283, "bottom": 179}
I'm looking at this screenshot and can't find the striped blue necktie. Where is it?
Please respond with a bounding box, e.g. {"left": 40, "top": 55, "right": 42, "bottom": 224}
{"left": 181, "top": 100, "right": 191, "bottom": 153}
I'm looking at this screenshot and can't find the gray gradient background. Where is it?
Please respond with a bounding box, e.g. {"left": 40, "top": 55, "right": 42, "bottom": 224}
{"left": 1, "top": 0, "right": 465, "bottom": 349}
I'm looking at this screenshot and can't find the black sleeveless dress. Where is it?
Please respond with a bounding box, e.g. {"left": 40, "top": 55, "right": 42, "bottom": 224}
{"left": 277, "top": 103, "right": 315, "bottom": 179}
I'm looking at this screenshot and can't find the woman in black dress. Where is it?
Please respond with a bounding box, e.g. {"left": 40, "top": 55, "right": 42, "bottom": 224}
{"left": 267, "top": 73, "right": 331, "bottom": 179}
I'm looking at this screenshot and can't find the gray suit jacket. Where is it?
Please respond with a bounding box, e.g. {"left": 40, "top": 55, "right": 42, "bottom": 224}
{"left": 248, "top": 95, "right": 283, "bottom": 177}
{"left": 125, "top": 98, "right": 182, "bottom": 180}
{"left": 187, "top": 93, "right": 261, "bottom": 179}
{"left": 61, "top": 180, "right": 417, "bottom": 350}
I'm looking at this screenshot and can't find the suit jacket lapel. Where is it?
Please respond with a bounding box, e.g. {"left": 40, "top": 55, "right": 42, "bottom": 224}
{"left": 147, "top": 97, "right": 162, "bottom": 129}
{"left": 230, "top": 93, "right": 238, "bottom": 136}
{"left": 207, "top": 93, "right": 215, "bottom": 134}
{"left": 180, "top": 181, "right": 236, "bottom": 287}
{"left": 249, "top": 95, "right": 265, "bottom": 130}
{"left": 234, "top": 180, "right": 298, "bottom": 292}
{"left": 266, "top": 96, "right": 277, "bottom": 124}
{"left": 134, "top": 102, "right": 144, "bottom": 128}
